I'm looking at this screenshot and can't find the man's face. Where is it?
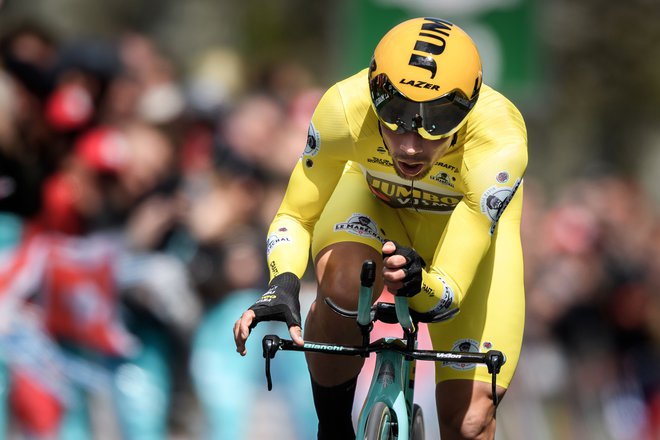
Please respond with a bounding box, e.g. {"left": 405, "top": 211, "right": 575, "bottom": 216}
{"left": 380, "top": 123, "right": 452, "bottom": 180}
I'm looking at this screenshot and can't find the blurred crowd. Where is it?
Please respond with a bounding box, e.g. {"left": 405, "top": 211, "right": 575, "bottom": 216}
{"left": 512, "top": 174, "right": 660, "bottom": 440}
{"left": 0, "top": 20, "right": 320, "bottom": 440}
{"left": 0, "top": 18, "right": 659, "bottom": 440}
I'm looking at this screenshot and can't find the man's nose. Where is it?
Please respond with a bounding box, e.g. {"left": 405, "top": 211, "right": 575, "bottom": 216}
{"left": 399, "top": 134, "right": 423, "bottom": 155}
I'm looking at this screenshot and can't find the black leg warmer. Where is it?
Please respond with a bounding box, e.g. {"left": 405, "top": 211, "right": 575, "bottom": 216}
{"left": 311, "top": 375, "right": 358, "bottom": 440}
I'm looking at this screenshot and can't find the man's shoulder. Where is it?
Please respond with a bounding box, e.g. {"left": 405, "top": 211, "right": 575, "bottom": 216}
{"left": 324, "top": 68, "right": 379, "bottom": 140}
{"left": 459, "top": 84, "right": 527, "bottom": 169}
{"left": 465, "top": 84, "right": 526, "bottom": 140}
{"left": 334, "top": 68, "right": 370, "bottom": 91}
{"left": 332, "top": 68, "right": 372, "bottom": 113}
{"left": 475, "top": 84, "right": 522, "bottom": 114}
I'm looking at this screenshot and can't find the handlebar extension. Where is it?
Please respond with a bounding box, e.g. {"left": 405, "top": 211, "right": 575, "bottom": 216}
{"left": 360, "top": 260, "right": 376, "bottom": 287}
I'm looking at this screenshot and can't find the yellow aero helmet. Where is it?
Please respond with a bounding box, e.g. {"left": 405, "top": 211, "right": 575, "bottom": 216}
{"left": 368, "top": 17, "right": 482, "bottom": 139}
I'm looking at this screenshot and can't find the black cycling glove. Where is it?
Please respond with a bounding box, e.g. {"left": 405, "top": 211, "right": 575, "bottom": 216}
{"left": 382, "top": 241, "right": 426, "bottom": 297}
{"left": 249, "top": 272, "right": 302, "bottom": 329}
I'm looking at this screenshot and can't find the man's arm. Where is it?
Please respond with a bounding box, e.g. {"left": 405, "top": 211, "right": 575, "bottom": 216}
{"left": 234, "top": 82, "right": 355, "bottom": 353}
{"left": 415, "top": 93, "right": 528, "bottom": 313}
{"left": 264, "top": 83, "right": 354, "bottom": 280}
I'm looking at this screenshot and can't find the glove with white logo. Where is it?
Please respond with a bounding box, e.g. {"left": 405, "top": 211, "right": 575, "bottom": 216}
{"left": 382, "top": 241, "right": 426, "bottom": 297}
{"left": 249, "top": 272, "right": 301, "bottom": 329}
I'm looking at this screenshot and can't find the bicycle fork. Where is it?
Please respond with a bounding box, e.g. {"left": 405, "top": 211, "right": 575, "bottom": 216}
{"left": 356, "top": 343, "right": 414, "bottom": 438}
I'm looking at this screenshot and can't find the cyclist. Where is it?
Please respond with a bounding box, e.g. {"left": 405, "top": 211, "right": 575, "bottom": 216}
{"left": 234, "top": 17, "right": 527, "bottom": 440}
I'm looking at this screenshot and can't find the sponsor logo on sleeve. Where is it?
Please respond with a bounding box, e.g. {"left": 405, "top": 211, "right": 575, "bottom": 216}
{"left": 266, "top": 234, "right": 292, "bottom": 257}
{"left": 480, "top": 178, "right": 522, "bottom": 235}
{"left": 444, "top": 338, "right": 480, "bottom": 370}
{"left": 303, "top": 122, "right": 321, "bottom": 157}
{"left": 436, "top": 277, "right": 454, "bottom": 310}
{"left": 421, "top": 276, "right": 454, "bottom": 312}
{"left": 255, "top": 286, "right": 278, "bottom": 304}
{"left": 495, "top": 171, "right": 510, "bottom": 183}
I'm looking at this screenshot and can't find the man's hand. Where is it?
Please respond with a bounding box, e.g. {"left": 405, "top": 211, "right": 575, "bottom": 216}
{"left": 233, "top": 309, "right": 303, "bottom": 356}
{"left": 233, "top": 272, "right": 305, "bottom": 356}
{"left": 382, "top": 241, "right": 426, "bottom": 297}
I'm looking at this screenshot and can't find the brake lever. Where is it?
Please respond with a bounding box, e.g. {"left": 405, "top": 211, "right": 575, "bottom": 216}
{"left": 484, "top": 350, "right": 505, "bottom": 406}
{"left": 262, "top": 335, "right": 282, "bottom": 391}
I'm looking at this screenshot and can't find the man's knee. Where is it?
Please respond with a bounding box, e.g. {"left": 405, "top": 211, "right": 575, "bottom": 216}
{"left": 436, "top": 380, "right": 501, "bottom": 440}
{"left": 314, "top": 242, "right": 382, "bottom": 307}
{"left": 441, "top": 406, "right": 493, "bottom": 439}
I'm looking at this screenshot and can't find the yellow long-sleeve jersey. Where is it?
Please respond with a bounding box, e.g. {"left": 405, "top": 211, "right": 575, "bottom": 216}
{"left": 266, "top": 68, "right": 527, "bottom": 314}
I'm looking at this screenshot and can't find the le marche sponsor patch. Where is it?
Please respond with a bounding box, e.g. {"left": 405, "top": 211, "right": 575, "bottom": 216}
{"left": 333, "top": 213, "right": 384, "bottom": 243}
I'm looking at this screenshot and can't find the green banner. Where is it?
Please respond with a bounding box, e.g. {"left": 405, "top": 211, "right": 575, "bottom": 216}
{"left": 342, "top": 0, "right": 539, "bottom": 102}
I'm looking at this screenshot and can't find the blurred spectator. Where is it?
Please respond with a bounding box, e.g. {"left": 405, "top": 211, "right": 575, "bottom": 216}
{"left": 118, "top": 32, "right": 185, "bottom": 126}
{"left": 218, "top": 93, "right": 285, "bottom": 170}
{"left": 184, "top": 47, "right": 246, "bottom": 120}
{"left": 0, "top": 21, "right": 58, "bottom": 101}
{"left": 0, "top": 23, "right": 201, "bottom": 437}
{"left": 0, "top": 22, "right": 59, "bottom": 223}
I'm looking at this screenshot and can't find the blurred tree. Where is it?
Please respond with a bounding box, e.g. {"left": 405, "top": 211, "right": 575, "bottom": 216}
{"left": 0, "top": 0, "right": 342, "bottom": 84}
{"left": 536, "top": 0, "right": 660, "bottom": 194}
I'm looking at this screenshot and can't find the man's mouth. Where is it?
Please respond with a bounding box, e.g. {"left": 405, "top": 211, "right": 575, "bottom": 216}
{"left": 395, "top": 160, "right": 425, "bottom": 177}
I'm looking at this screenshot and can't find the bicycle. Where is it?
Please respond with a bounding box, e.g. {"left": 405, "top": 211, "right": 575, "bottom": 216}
{"left": 261, "top": 260, "right": 505, "bottom": 439}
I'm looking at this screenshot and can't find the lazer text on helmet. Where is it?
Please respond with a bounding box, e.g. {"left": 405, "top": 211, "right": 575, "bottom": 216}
{"left": 398, "top": 79, "right": 440, "bottom": 91}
